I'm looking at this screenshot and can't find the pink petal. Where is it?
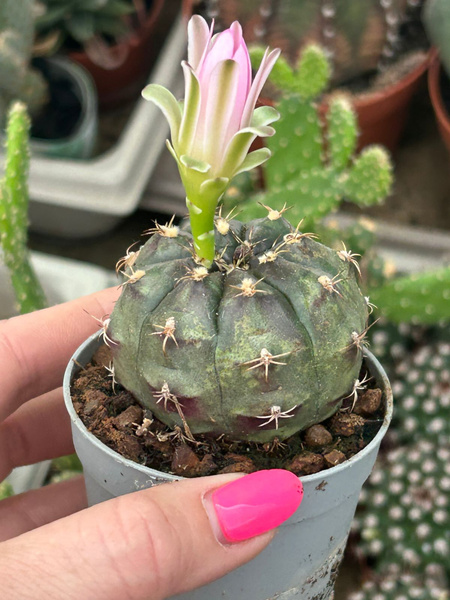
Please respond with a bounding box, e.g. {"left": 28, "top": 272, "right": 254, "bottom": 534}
{"left": 187, "top": 16, "right": 213, "bottom": 70}
{"left": 241, "top": 47, "right": 281, "bottom": 129}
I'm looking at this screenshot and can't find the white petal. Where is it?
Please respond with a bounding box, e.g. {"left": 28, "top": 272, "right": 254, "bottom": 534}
{"left": 187, "top": 15, "right": 213, "bottom": 70}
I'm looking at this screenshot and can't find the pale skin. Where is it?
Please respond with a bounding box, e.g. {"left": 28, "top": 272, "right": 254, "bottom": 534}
{"left": 0, "top": 288, "right": 274, "bottom": 600}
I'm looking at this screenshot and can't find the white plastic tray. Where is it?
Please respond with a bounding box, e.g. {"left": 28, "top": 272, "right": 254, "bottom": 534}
{"left": 0, "top": 15, "right": 187, "bottom": 239}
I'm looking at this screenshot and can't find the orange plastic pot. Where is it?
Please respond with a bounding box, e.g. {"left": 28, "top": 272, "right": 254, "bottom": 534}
{"left": 350, "top": 50, "right": 432, "bottom": 153}
{"left": 69, "top": 0, "right": 164, "bottom": 108}
{"left": 428, "top": 50, "right": 450, "bottom": 156}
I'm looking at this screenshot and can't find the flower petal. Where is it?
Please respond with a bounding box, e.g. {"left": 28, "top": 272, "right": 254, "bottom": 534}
{"left": 142, "top": 84, "right": 182, "bottom": 150}
{"left": 251, "top": 105, "right": 280, "bottom": 128}
{"left": 187, "top": 15, "right": 213, "bottom": 70}
{"left": 221, "top": 124, "right": 275, "bottom": 176}
{"left": 203, "top": 58, "right": 240, "bottom": 170}
{"left": 234, "top": 148, "right": 271, "bottom": 176}
{"left": 180, "top": 154, "right": 211, "bottom": 173}
{"left": 178, "top": 62, "right": 201, "bottom": 154}
{"left": 241, "top": 47, "right": 280, "bottom": 128}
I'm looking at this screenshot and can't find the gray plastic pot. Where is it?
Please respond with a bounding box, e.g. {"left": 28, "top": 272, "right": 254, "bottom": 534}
{"left": 64, "top": 333, "right": 393, "bottom": 600}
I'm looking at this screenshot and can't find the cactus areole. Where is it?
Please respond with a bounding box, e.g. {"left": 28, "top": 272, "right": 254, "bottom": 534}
{"left": 108, "top": 16, "right": 369, "bottom": 443}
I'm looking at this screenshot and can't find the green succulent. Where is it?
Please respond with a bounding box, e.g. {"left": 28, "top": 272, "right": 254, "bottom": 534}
{"left": 35, "top": 0, "right": 134, "bottom": 50}
{"left": 355, "top": 439, "right": 450, "bottom": 575}
{"left": 0, "top": 0, "right": 48, "bottom": 125}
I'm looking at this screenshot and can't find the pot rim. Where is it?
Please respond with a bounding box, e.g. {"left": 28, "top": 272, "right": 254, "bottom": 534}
{"left": 30, "top": 56, "right": 97, "bottom": 147}
{"left": 350, "top": 47, "right": 433, "bottom": 108}
{"left": 428, "top": 49, "right": 450, "bottom": 136}
{"left": 64, "top": 332, "right": 393, "bottom": 484}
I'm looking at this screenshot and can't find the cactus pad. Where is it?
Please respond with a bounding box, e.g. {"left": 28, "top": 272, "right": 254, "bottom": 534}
{"left": 109, "top": 216, "right": 368, "bottom": 443}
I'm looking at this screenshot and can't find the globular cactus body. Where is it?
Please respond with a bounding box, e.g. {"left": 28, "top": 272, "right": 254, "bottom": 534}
{"left": 110, "top": 215, "right": 368, "bottom": 443}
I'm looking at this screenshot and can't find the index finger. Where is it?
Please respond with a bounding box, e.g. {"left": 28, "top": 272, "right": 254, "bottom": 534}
{"left": 0, "top": 286, "right": 120, "bottom": 422}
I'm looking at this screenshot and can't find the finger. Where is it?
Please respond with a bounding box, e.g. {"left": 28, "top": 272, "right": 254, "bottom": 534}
{"left": 1, "top": 470, "right": 303, "bottom": 600}
{"left": 0, "top": 476, "right": 86, "bottom": 542}
{"left": 0, "top": 388, "right": 73, "bottom": 481}
{"left": 0, "top": 286, "right": 120, "bottom": 421}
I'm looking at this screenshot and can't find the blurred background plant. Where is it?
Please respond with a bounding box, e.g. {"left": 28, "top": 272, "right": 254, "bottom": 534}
{"left": 34, "top": 0, "right": 139, "bottom": 67}
{"left": 205, "top": 0, "right": 426, "bottom": 86}
{"left": 0, "top": 0, "right": 48, "bottom": 127}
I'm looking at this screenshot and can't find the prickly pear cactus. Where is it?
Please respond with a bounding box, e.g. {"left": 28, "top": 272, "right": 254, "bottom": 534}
{"left": 109, "top": 214, "right": 368, "bottom": 443}
{"left": 226, "top": 45, "right": 393, "bottom": 229}
{"left": 0, "top": 0, "right": 48, "bottom": 124}
{"left": 368, "top": 267, "right": 450, "bottom": 325}
{"left": 355, "top": 439, "right": 450, "bottom": 574}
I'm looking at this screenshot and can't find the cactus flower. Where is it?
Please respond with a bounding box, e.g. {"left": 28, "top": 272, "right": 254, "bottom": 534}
{"left": 142, "top": 15, "right": 280, "bottom": 266}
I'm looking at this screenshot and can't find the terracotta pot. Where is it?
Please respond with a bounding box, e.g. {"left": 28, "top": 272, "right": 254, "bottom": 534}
{"left": 69, "top": 0, "right": 164, "bottom": 108}
{"left": 350, "top": 50, "right": 432, "bottom": 153}
{"left": 428, "top": 50, "right": 450, "bottom": 155}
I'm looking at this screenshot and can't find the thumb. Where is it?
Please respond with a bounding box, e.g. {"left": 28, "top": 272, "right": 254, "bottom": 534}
{"left": 1, "top": 469, "right": 302, "bottom": 600}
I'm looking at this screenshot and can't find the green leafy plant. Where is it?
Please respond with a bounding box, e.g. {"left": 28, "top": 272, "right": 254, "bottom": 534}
{"left": 0, "top": 102, "right": 47, "bottom": 314}
{"left": 424, "top": 0, "right": 450, "bottom": 76}
{"left": 0, "top": 0, "right": 48, "bottom": 125}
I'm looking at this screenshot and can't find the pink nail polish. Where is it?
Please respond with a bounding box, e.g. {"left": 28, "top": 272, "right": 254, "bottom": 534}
{"left": 211, "top": 469, "right": 303, "bottom": 543}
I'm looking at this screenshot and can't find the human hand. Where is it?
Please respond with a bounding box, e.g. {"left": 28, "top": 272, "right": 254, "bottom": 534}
{"left": 0, "top": 289, "right": 302, "bottom": 600}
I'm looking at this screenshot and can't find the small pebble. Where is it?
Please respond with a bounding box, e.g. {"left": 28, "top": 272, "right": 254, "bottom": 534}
{"left": 354, "top": 388, "right": 382, "bottom": 416}
{"left": 329, "top": 413, "right": 365, "bottom": 437}
{"left": 286, "top": 452, "right": 325, "bottom": 475}
{"left": 304, "top": 424, "right": 333, "bottom": 448}
{"left": 324, "top": 450, "right": 346, "bottom": 467}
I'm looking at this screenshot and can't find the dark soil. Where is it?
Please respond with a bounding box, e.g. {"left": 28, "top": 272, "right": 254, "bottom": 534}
{"left": 72, "top": 346, "right": 385, "bottom": 478}
{"left": 32, "top": 58, "right": 82, "bottom": 140}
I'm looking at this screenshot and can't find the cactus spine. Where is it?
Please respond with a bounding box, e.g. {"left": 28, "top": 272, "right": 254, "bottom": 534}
{"left": 0, "top": 102, "right": 47, "bottom": 314}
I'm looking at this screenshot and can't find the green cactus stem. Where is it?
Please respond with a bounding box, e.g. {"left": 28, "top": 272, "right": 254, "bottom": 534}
{"left": 0, "top": 102, "right": 47, "bottom": 314}
{"left": 368, "top": 266, "right": 450, "bottom": 325}
{"left": 0, "top": 479, "right": 14, "bottom": 499}
{"left": 109, "top": 214, "right": 368, "bottom": 443}
{"left": 226, "top": 44, "right": 393, "bottom": 229}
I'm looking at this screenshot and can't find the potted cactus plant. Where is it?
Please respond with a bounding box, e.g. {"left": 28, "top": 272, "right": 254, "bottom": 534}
{"left": 0, "top": 0, "right": 97, "bottom": 159}
{"left": 196, "top": 0, "right": 430, "bottom": 152}
{"left": 424, "top": 0, "right": 450, "bottom": 158}
{"left": 64, "top": 15, "right": 393, "bottom": 599}
{"left": 35, "top": 0, "right": 165, "bottom": 107}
